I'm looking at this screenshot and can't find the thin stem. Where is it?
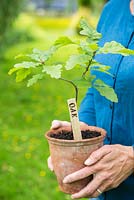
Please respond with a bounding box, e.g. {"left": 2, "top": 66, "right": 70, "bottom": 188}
{"left": 82, "top": 52, "right": 96, "bottom": 78}
{"left": 82, "top": 58, "right": 93, "bottom": 78}
{"left": 59, "top": 78, "right": 78, "bottom": 102}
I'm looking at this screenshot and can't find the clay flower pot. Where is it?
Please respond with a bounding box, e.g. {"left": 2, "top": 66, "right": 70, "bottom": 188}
{"left": 45, "top": 125, "right": 106, "bottom": 194}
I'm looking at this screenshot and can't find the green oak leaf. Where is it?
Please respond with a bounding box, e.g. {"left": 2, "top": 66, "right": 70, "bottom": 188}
{"left": 14, "top": 61, "right": 40, "bottom": 68}
{"left": 54, "top": 36, "right": 75, "bottom": 48}
{"left": 8, "top": 67, "right": 22, "bottom": 75}
{"left": 98, "top": 41, "right": 134, "bottom": 56}
{"left": 79, "top": 18, "right": 102, "bottom": 43}
{"left": 94, "top": 79, "right": 118, "bottom": 102}
{"left": 27, "top": 46, "right": 56, "bottom": 62}
{"left": 14, "top": 54, "right": 25, "bottom": 59}
{"left": 42, "top": 64, "right": 62, "bottom": 79}
{"left": 16, "top": 68, "right": 32, "bottom": 82}
{"left": 65, "top": 54, "right": 90, "bottom": 70}
{"left": 79, "top": 41, "right": 95, "bottom": 55}
{"left": 27, "top": 74, "right": 44, "bottom": 87}
{"left": 73, "top": 75, "right": 95, "bottom": 88}
{"left": 73, "top": 78, "right": 91, "bottom": 88}
{"left": 88, "top": 43, "right": 99, "bottom": 51}
{"left": 90, "top": 61, "right": 113, "bottom": 77}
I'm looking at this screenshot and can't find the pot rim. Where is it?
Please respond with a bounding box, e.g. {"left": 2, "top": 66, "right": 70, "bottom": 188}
{"left": 45, "top": 125, "right": 106, "bottom": 146}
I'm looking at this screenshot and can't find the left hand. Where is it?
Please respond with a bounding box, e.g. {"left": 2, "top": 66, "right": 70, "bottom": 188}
{"left": 63, "top": 144, "right": 134, "bottom": 199}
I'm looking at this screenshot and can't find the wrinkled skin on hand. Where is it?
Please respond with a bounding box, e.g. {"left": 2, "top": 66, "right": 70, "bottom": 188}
{"left": 63, "top": 144, "right": 134, "bottom": 199}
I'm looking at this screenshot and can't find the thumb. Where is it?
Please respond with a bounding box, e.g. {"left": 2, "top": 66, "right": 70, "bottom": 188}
{"left": 51, "top": 120, "right": 70, "bottom": 129}
{"left": 51, "top": 120, "right": 62, "bottom": 129}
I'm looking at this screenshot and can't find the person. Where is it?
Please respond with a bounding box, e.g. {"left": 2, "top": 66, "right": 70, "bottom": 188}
{"left": 48, "top": 0, "right": 134, "bottom": 199}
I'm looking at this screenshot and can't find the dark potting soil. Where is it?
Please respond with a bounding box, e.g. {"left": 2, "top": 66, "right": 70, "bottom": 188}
{"left": 50, "top": 130, "right": 101, "bottom": 140}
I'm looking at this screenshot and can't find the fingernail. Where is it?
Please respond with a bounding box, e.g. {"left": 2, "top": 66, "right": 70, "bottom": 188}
{"left": 84, "top": 158, "right": 94, "bottom": 165}
{"left": 71, "top": 194, "right": 77, "bottom": 199}
{"left": 51, "top": 120, "right": 60, "bottom": 129}
{"left": 63, "top": 177, "right": 69, "bottom": 184}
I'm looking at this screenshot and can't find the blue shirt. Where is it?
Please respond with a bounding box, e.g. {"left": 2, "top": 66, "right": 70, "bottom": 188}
{"left": 79, "top": 0, "right": 134, "bottom": 199}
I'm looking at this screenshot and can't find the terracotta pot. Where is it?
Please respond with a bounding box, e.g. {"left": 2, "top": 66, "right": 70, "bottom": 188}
{"left": 45, "top": 125, "right": 106, "bottom": 194}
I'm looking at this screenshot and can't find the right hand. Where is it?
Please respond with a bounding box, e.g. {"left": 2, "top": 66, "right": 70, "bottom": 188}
{"left": 47, "top": 120, "right": 88, "bottom": 171}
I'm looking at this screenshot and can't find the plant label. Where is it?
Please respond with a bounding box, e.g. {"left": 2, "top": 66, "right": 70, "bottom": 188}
{"left": 67, "top": 98, "right": 82, "bottom": 140}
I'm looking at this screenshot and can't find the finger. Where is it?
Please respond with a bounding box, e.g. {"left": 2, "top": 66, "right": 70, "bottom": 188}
{"left": 79, "top": 121, "right": 88, "bottom": 127}
{"left": 71, "top": 173, "right": 105, "bottom": 199}
{"left": 63, "top": 166, "right": 95, "bottom": 184}
{"left": 51, "top": 120, "right": 86, "bottom": 129}
{"left": 47, "top": 156, "right": 54, "bottom": 171}
{"left": 51, "top": 120, "right": 70, "bottom": 129}
{"left": 91, "top": 185, "right": 110, "bottom": 198}
{"left": 85, "top": 145, "right": 112, "bottom": 166}
{"left": 88, "top": 187, "right": 104, "bottom": 198}
{"left": 51, "top": 120, "right": 62, "bottom": 129}
{"left": 90, "top": 179, "right": 113, "bottom": 198}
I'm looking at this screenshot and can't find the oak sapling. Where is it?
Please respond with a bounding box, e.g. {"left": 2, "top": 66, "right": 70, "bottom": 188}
{"left": 8, "top": 18, "right": 134, "bottom": 103}
{"left": 8, "top": 18, "right": 134, "bottom": 139}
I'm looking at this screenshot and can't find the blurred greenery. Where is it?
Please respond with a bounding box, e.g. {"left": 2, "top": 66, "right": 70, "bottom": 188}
{"left": 0, "top": 0, "right": 25, "bottom": 50}
{"left": 0, "top": 1, "right": 103, "bottom": 199}
{"left": 78, "top": 0, "right": 91, "bottom": 6}
{"left": 78, "top": 0, "right": 106, "bottom": 13}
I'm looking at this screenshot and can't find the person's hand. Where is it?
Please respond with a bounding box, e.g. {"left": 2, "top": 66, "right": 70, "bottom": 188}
{"left": 51, "top": 119, "right": 87, "bottom": 129}
{"left": 63, "top": 144, "right": 134, "bottom": 199}
{"left": 47, "top": 120, "right": 88, "bottom": 172}
{"left": 51, "top": 120, "right": 71, "bottom": 129}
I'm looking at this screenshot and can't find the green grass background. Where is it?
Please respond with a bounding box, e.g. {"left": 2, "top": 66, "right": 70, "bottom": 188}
{"left": 0, "top": 13, "right": 98, "bottom": 200}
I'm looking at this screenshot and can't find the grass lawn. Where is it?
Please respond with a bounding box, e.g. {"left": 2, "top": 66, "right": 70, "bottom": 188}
{"left": 0, "top": 13, "right": 98, "bottom": 200}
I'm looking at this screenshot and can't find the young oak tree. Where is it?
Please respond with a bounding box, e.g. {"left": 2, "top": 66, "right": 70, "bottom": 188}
{"left": 8, "top": 18, "right": 134, "bottom": 103}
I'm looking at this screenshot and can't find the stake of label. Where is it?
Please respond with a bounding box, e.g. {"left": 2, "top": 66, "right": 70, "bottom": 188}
{"left": 67, "top": 98, "right": 82, "bottom": 140}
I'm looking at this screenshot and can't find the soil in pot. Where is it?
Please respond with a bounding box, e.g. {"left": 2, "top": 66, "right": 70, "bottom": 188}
{"left": 45, "top": 126, "right": 106, "bottom": 194}
{"left": 50, "top": 130, "right": 101, "bottom": 140}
